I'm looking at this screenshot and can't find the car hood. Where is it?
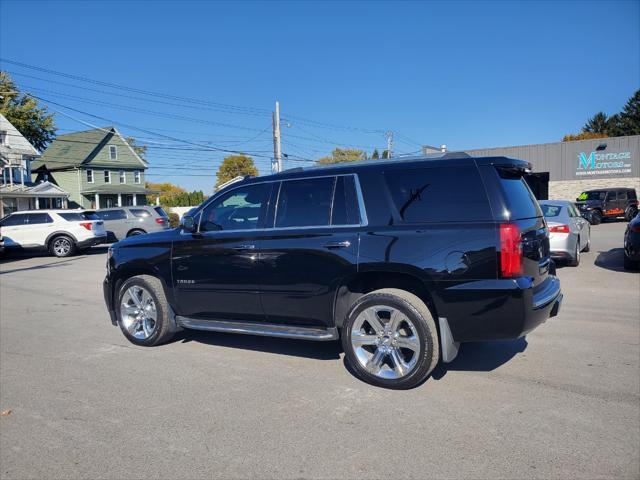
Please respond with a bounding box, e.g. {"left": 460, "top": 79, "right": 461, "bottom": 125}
{"left": 113, "top": 228, "right": 180, "bottom": 248}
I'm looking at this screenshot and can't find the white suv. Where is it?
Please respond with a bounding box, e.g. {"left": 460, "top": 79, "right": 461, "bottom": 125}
{"left": 0, "top": 210, "right": 107, "bottom": 257}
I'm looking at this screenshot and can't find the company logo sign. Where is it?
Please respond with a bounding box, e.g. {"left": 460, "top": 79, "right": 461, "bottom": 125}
{"left": 576, "top": 151, "right": 632, "bottom": 176}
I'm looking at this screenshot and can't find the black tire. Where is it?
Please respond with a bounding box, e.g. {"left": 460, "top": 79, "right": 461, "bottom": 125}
{"left": 625, "top": 207, "right": 638, "bottom": 222}
{"left": 49, "top": 235, "right": 76, "bottom": 258}
{"left": 590, "top": 210, "right": 602, "bottom": 225}
{"left": 116, "top": 275, "right": 177, "bottom": 346}
{"left": 623, "top": 254, "right": 639, "bottom": 271}
{"left": 582, "top": 235, "right": 590, "bottom": 253}
{"left": 127, "top": 229, "right": 146, "bottom": 237}
{"left": 341, "top": 288, "right": 439, "bottom": 390}
{"left": 568, "top": 238, "right": 581, "bottom": 267}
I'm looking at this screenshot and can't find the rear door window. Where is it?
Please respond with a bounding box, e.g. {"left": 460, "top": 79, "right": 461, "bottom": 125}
{"left": 96, "top": 209, "right": 127, "bottom": 221}
{"left": 383, "top": 166, "right": 492, "bottom": 223}
{"left": 130, "top": 209, "right": 151, "bottom": 218}
{"left": 25, "top": 213, "right": 53, "bottom": 224}
{"left": 331, "top": 176, "right": 361, "bottom": 226}
{"left": 495, "top": 167, "right": 542, "bottom": 219}
{"left": 275, "top": 177, "right": 334, "bottom": 228}
{"left": 59, "top": 212, "right": 98, "bottom": 221}
{"left": 154, "top": 207, "right": 168, "bottom": 218}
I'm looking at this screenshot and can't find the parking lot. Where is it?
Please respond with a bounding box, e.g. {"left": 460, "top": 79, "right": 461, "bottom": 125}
{"left": 0, "top": 222, "right": 638, "bottom": 479}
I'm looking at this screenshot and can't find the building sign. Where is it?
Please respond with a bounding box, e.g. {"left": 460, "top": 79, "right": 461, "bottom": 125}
{"left": 576, "top": 151, "right": 633, "bottom": 177}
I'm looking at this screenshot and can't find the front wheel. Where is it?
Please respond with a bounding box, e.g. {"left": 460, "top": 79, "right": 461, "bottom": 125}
{"left": 342, "top": 288, "right": 439, "bottom": 389}
{"left": 626, "top": 207, "right": 638, "bottom": 222}
{"left": 623, "top": 254, "right": 639, "bottom": 271}
{"left": 117, "top": 275, "right": 176, "bottom": 346}
{"left": 590, "top": 210, "right": 602, "bottom": 225}
{"left": 568, "top": 238, "right": 581, "bottom": 267}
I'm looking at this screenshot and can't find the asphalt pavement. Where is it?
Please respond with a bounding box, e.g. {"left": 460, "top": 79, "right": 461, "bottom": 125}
{"left": 1, "top": 222, "right": 638, "bottom": 479}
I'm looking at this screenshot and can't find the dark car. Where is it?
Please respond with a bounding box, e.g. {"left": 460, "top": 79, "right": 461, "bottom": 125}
{"left": 623, "top": 212, "right": 640, "bottom": 271}
{"left": 103, "top": 155, "right": 562, "bottom": 389}
{"left": 576, "top": 188, "right": 638, "bottom": 225}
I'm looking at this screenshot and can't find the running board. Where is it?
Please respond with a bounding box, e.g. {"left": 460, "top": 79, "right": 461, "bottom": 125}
{"left": 176, "top": 317, "right": 339, "bottom": 341}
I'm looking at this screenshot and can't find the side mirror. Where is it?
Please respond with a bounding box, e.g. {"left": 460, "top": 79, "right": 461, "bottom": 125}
{"left": 181, "top": 215, "right": 197, "bottom": 233}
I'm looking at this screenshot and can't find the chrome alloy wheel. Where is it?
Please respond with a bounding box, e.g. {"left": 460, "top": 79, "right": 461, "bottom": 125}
{"left": 52, "top": 237, "right": 72, "bottom": 256}
{"left": 120, "top": 286, "right": 157, "bottom": 339}
{"left": 350, "top": 305, "right": 421, "bottom": 380}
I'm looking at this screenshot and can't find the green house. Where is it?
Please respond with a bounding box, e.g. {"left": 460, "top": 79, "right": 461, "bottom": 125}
{"left": 32, "top": 126, "right": 158, "bottom": 209}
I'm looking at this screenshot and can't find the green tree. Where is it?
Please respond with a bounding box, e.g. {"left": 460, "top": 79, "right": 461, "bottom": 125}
{"left": 583, "top": 112, "right": 609, "bottom": 133}
{"left": 125, "top": 136, "right": 147, "bottom": 159}
{"left": 145, "top": 181, "right": 185, "bottom": 205}
{"left": 316, "top": 148, "right": 366, "bottom": 165}
{"left": 562, "top": 131, "right": 609, "bottom": 142}
{"left": 215, "top": 155, "right": 259, "bottom": 189}
{"left": 371, "top": 148, "right": 380, "bottom": 159}
{"left": 608, "top": 90, "right": 640, "bottom": 136}
{"left": 0, "top": 71, "right": 56, "bottom": 151}
{"left": 381, "top": 149, "right": 390, "bottom": 159}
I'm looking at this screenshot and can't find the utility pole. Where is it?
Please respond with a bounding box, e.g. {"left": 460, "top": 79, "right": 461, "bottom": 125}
{"left": 272, "top": 101, "right": 282, "bottom": 173}
{"left": 385, "top": 130, "right": 394, "bottom": 158}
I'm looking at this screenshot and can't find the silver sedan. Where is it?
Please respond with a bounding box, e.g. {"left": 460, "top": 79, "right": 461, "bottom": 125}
{"left": 539, "top": 200, "right": 591, "bottom": 267}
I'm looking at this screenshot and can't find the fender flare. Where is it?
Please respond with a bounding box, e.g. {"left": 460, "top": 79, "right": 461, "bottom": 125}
{"left": 45, "top": 230, "right": 78, "bottom": 247}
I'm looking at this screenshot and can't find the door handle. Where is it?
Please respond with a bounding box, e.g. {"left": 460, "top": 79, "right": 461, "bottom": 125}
{"left": 231, "top": 244, "right": 256, "bottom": 250}
{"left": 323, "top": 240, "right": 351, "bottom": 249}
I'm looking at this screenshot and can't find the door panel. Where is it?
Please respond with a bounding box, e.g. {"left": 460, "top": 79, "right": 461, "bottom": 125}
{"left": 259, "top": 229, "right": 359, "bottom": 327}
{"left": 172, "top": 232, "right": 265, "bottom": 321}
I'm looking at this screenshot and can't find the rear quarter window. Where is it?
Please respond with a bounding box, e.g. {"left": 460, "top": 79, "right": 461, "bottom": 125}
{"left": 383, "top": 165, "right": 492, "bottom": 223}
{"left": 130, "top": 209, "right": 152, "bottom": 218}
{"left": 495, "top": 167, "right": 542, "bottom": 220}
{"left": 59, "top": 212, "right": 98, "bottom": 221}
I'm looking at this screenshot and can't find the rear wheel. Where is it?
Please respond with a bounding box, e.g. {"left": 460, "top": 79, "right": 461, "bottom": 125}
{"left": 117, "top": 275, "right": 176, "bottom": 346}
{"left": 342, "top": 288, "right": 439, "bottom": 389}
{"left": 127, "top": 229, "right": 146, "bottom": 237}
{"left": 626, "top": 206, "right": 638, "bottom": 222}
{"left": 49, "top": 235, "right": 76, "bottom": 258}
{"left": 582, "top": 235, "right": 590, "bottom": 252}
{"left": 568, "top": 238, "right": 581, "bottom": 267}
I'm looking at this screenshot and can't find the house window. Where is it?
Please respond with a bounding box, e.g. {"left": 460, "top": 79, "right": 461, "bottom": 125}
{"left": 119, "top": 170, "right": 126, "bottom": 184}
{"left": 109, "top": 146, "right": 117, "bottom": 160}
{"left": 104, "top": 170, "right": 111, "bottom": 183}
{"left": 0, "top": 131, "right": 7, "bottom": 145}
{"left": 87, "top": 170, "right": 94, "bottom": 183}
{"left": 134, "top": 171, "right": 141, "bottom": 184}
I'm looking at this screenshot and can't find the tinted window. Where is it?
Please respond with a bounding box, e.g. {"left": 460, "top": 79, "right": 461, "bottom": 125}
{"left": 628, "top": 190, "right": 637, "bottom": 200}
{"left": 384, "top": 166, "right": 492, "bottom": 223}
{"left": 578, "top": 191, "right": 606, "bottom": 201}
{"left": 200, "top": 183, "right": 270, "bottom": 232}
{"left": 130, "top": 209, "right": 151, "bottom": 218}
{"left": 96, "top": 209, "right": 127, "bottom": 221}
{"left": 154, "top": 207, "right": 168, "bottom": 218}
{"left": 541, "top": 205, "right": 562, "bottom": 217}
{"left": 59, "top": 211, "right": 98, "bottom": 221}
{"left": 606, "top": 191, "right": 617, "bottom": 201}
{"left": 276, "top": 177, "right": 333, "bottom": 228}
{"left": 618, "top": 191, "right": 628, "bottom": 201}
{"left": 0, "top": 214, "right": 27, "bottom": 226}
{"left": 25, "top": 213, "right": 53, "bottom": 224}
{"left": 331, "top": 176, "right": 361, "bottom": 226}
{"left": 495, "top": 167, "right": 542, "bottom": 220}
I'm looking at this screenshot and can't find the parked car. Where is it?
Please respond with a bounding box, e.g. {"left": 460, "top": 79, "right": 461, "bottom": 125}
{"left": 623, "top": 212, "right": 640, "bottom": 271}
{"left": 95, "top": 206, "right": 170, "bottom": 241}
{"left": 103, "top": 155, "right": 562, "bottom": 389}
{"left": 0, "top": 209, "right": 106, "bottom": 257}
{"left": 539, "top": 200, "right": 591, "bottom": 266}
{"left": 576, "top": 188, "right": 638, "bottom": 224}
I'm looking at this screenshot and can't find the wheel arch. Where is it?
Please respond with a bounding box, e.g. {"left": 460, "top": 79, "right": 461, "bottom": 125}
{"left": 126, "top": 228, "right": 147, "bottom": 237}
{"left": 45, "top": 231, "right": 78, "bottom": 247}
{"left": 332, "top": 269, "right": 438, "bottom": 329}
{"left": 110, "top": 266, "right": 175, "bottom": 322}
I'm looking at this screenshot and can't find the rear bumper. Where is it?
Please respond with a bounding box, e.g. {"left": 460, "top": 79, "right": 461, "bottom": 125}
{"left": 78, "top": 235, "right": 107, "bottom": 248}
{"left": 436, "top": 275, "right": 562, "bottom": 342}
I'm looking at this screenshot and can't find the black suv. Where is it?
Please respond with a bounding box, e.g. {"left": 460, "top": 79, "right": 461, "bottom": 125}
{"left": 576, "top": 188, "right": 638, "bottom": 224}
{"left": 104, "top": 155, "right": 562, "bottom": 389}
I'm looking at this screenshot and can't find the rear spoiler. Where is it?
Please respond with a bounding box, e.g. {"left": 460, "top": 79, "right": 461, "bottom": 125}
{"left": 475, "top": 156, "right": 532, "bottom": 174}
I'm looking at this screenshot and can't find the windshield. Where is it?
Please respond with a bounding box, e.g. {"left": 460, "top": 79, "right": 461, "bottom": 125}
{"left": 541, "top": 204, "right": 562, "bottom": 217}
{"left": 578, "top": 191, "right": 606, "bottom": 201}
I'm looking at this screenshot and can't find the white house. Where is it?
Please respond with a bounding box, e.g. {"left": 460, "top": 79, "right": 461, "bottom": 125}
{"left": 0, "top": 114, "right": 69, "bottom": 217}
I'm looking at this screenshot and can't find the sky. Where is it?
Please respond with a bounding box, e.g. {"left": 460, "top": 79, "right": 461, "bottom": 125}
{"left": 1, "top": 0, "right": 639, "bottom": 192}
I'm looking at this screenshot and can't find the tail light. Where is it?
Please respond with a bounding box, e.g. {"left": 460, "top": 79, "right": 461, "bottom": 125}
{"left": 155, "top": 218, "right": 167, "bottom": 225}
{"left": 630, "top": 224, "right": 640, "bottom": 233}
{"left": 79, "top": 222, "right": 92, "bottom": 231}
{"left": 549, "top": 225, "right": 570, "bottom": 233}
{"left": 499, "top": 223, "right": 522, "bottom": 278}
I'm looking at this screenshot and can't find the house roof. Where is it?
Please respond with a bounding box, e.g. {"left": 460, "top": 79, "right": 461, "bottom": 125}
{"left": 80, "top": 184, "right": 158, "bottom": 195}
{"left": 0, "top": 181, "right": 69, "bottom": 198}
{"left": 0, "top": 113, "right": 40, "bottom": 158}
{"left": 32, "top": 126, "right": 147, "bottom": 170}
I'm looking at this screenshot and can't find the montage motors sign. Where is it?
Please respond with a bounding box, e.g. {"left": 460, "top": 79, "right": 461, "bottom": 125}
{"left": 576, "top": 150, "right": 633, "bottom": 177}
